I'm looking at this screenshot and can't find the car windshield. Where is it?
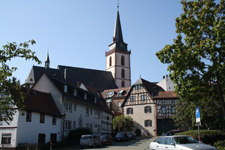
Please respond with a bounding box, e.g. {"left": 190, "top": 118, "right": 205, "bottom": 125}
{"left": 174, "top": 136, "right": 198, "bottom": 144}
{"left": 116, "top": 132, "right": 125, "bottom": 136}
{"left": 99, "top": 135, "right": 107, "bottom": 139}
{"left": 81, "top": 136, "right": 91, "bottom": 140}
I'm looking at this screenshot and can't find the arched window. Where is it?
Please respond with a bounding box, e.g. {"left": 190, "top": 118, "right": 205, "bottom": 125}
{"left": 109, "top": 57, "right": 112, "bottom": 67}
{"left": 121, "top": 55, "right": 124, "bottom": 66}
{"left": 121, "top": 69, "right": 125, "bottom": 78}
{"left": 121, "top": 81, "right": 125, "bottom": 87}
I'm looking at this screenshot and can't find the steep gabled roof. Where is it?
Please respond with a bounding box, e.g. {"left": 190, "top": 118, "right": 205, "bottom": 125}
{"left": 25, "top": 65, "right": 118, "bottom": 91}
{"left": 24, "top": 89, "right": 61, "bottom": 117}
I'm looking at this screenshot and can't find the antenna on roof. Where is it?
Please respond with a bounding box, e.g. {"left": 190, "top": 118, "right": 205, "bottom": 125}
{"left": 117, "top": 0, "right": 119, "bottom": 10}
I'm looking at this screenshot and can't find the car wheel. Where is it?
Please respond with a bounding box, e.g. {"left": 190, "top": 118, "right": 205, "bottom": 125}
{"left": 93, "top": 143, "right": 96, "bottom": 148}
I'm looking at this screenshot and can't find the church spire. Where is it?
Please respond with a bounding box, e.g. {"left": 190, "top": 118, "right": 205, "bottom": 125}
{"left": 45, "top": 52, "right": 50, "bottom": 69}
{"left": 113, "top": 6, "right": 123, "bottom": 43}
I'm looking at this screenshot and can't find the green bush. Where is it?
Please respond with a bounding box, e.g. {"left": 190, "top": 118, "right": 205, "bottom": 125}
{"left": 68, "top": 127, "right": 93, "bottom": 145}
{"left": 214, "top": 140, "right": 225, "bottom": 150}
{"left": 175, "top": 130, "right": 225, "bottom": 145}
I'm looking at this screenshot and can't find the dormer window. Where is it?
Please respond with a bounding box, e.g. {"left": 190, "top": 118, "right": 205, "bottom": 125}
{"left": 64, "top": 85, "right": 68, "bottom": 93}
{"left": 84, "top": 93, "right": 87, "bottom": 99}
{"left": 94, "top": 97, "right": 97, "bottom": 103}
{"left": 74, "top": 89, "right": 77, "bottom": 96}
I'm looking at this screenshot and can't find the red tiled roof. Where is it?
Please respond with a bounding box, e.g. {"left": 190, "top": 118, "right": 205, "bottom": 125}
{"left": 24, "top": 89, "right": 62, "bottom": 117}
{"left": 153, "top": 91, "right": 179, "bottom": 99}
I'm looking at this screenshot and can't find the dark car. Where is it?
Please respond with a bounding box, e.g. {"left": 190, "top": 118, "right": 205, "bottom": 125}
{"left": 127, "top": 132, "right": 136, "bottom": 140}
{"left": 115, "top": 132, "right": 129, "bottom": 142}
{"left": 163, "top": 129, "right": 184, "bottom": 136}
{"left": 99, "top": 134, "right": 113, "bottom": 145}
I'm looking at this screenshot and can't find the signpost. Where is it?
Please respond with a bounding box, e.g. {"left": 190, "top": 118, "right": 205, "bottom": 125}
{"left": 196, "top": 107, "right": 201, "bottom": 142}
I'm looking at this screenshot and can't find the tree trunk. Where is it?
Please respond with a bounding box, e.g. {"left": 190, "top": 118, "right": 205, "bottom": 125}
{"left": 217, "top": 72, "right": 225, "bottom": 119}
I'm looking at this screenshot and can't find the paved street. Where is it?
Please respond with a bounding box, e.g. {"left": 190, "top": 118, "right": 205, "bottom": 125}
{"left": 55, "top": 136, "right": 159, "bottom": 150}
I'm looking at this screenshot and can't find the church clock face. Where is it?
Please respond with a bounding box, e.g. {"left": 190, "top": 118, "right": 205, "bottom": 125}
{"left": 109, "top": 43, "right": 115, "bottom": 50}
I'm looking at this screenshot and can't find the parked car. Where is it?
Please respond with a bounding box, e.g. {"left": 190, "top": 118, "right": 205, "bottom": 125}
{"left": 80, "top": 135, "right": 102, "bottom": 149}
{"left": 127, "top": 132, "right": 136, "bottom": 140}
{"left": 163, "top": 129, "right": 184, "bottom": 136}
{"left": 99, "top": 134, "right": 113, "bottom": 145}
{"left": 149, "top": 135, "right": 218, "bottom": 150}
{"left": 115, "top": 132, "right": 129, "bottom": 142}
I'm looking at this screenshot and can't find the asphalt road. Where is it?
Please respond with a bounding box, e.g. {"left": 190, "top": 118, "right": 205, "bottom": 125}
{"left": 56, "top": 136, "right": 159, "bottom": 150}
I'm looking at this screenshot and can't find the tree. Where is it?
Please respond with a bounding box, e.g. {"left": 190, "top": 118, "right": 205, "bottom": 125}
{"left": 156, "top": 0, "right": 225, "bottom": 118}
{"left": 113, "top": 115, "right": 133, "bottom": 132}
{"left": 0, "top": 40, "right": 41, "bottom": 123}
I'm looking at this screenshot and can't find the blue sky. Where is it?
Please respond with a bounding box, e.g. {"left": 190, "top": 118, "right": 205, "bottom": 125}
{"left": 1, "top": 0, "right": 216, "bottom": 85}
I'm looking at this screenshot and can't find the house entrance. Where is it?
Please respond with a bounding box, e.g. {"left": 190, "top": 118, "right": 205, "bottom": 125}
{"left": 135, "top": 129, "right": 141, "bottom": 137}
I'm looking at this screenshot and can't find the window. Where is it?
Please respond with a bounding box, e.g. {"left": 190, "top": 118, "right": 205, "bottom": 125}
{"left": 74, "top": 103, "right": 76, "bottom": 111}
{"left": 145, "top": 120, "right": 152, "bottom": 127}
{"left": 130, "top": 96, "right": 135, "bottom": 102}
{"left": 38, "top": 134, "right": 45, "bottom": 144}
{"left": 126, "top": 108, "right": 133, "bottom": 114}
{"left": 94, "top": 97, "right": 97, "bottom": 103}
{"left": 64, "top": 121, "right": 71, "bottom": 130}
{"left": 162, "top": 106, "right": 166, "bottom": 113}
{"left": 121, "top": 55, "right": 124, "bottom": 66}
{"left": 109, "top": 57, "right": 112, "bottom": 67}
{"left": 121, "top": 81, "right": 125, "bottom": 87}
{"left": 26, "top": 111, "right": 31, "bottom": 122}
{"left": 94, "top": 125, "right": 100, "bottom": 134}
{"left": 144, "top": 106, "right": 152, "bottom": 113}
{"left": 118, "top": 101, "right": 121, "bottom": 107}
{"left": 86, "top": 123, "right": 89, "bottom": 128}
{"left": 64, "top": 102, "right": 72, "bottom": 112}
{"left": 74, "top": 89, "right": 77, "bottom": 96}
{"left": 73, "top": 121, "right": 76, "bottom": 129}
{"left": 95, "top": 110, "right": 100, "bottom": 119}
{"left": 118, "top": 90, "right": 124, "bottom": 96}
{"left": 171, "top": 107, "right": 176, "bottom": 113}
{"left": 84, "top": 93, "right": 87, "bottom": 99}
{"left": 90, "top": 124, "right": 92, "bottom": 130}
{"left": 1, "top": 134, "right": 11, "bottom": 144}
{"left": 52, "top": 117, "right": 56, "bottom": 125}
{"left": 64, "top": 85, "right": 68, "bottom": 93}
{"left": 121, "top": 69, "right": 125, "bottom": 78}
{"left": 90, "top": 108, "right": 92, "bottom": 115}
{"left": 86, "top": 108, "right": 89, "bottom": 116}
{"left": 40, "top": 114, "right": 45, "bottom": 123}
{"left": 135, "top": 85, "right": 141, "bottom": 90}
{"left": 162, "top": 100, "right": 165, "bottom": 103}
{"left": 171, "top": 100, "right": 175, "bottom": 103}
{"left": 141, "top": 95, "right": 147, "bottom": 100}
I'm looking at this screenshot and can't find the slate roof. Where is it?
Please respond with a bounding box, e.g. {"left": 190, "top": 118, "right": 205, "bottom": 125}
{"left": 25, "top": 65, "right": 118, "bottom": 91}
{"left": 153, "top": 91, "right": 179, "bottom": 99}
{"left": 24, "top": 89, "right": 62, "bottom": 117}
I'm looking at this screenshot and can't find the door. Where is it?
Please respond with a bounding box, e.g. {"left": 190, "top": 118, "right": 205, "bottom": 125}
{"left": 38, "top": 134, "right": 45, "bottom": 144}
{"left": 50, "top": 134, "right": 57, "bottom": 144}
{"left": 135, "top": 129, "right": 141, "bottom": 137}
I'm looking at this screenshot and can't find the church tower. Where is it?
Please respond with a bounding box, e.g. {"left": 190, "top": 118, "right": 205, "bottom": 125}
{"left": 45, "top": 52, "right": 50, "bottom": 69}
{"left": 106, "top": 6, "right": 131, "bottom": 88}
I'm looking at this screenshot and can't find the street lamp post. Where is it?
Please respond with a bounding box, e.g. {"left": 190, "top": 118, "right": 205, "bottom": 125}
{"left": 106, "top": 116, "right": 109, "bottom": 135}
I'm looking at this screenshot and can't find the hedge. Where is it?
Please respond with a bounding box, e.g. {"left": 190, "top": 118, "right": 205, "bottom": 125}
{"left": 175, "top": 130, "right": 225, "bottom": 145}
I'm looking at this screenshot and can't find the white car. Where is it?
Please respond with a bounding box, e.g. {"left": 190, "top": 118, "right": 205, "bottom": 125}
{"left": 149, "top": 135, "right": 218, "bottom": 150}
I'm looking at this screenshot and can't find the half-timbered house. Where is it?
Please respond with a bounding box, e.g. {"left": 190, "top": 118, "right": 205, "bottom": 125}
{"left": 153, "top": 91, "right": 179, "bottom": 135}
{"left": 121, "top": 78, "right": 164, "bottom": 137}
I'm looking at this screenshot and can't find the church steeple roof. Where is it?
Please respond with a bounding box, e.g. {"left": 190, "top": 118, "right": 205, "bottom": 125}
{"left": 45, "top": 52, "right": 50, "bottom": 69}
{"left": 113, "top": 6, "right": 124, "bottom": 43}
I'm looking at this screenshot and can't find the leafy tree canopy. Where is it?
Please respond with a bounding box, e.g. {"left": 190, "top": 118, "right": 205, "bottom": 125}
{"left": 113, "top": 115, "right": 133, "bottom": 132}
{"left": 0, "top": 40, "right": 41, "bottom": 123}
{"left": 156, "top": 0, "right": 225, "bottom": 118}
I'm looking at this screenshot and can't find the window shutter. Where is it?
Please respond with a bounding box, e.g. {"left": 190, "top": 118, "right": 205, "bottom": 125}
{"left": 126, "top": 108, "right": 128, "bottom": 114}
{"left": 144, "top": 120, "right": 147, "bottom": 127}
{"left": 149, "top": 106, "right": 152, "bottom": 113}
{"left": 150, "top": 120, "right": 152, "bottom": 127}
{"left": 144, "top": 107, "right": 146, "bottom": 113}
{"left": 131, "top": 108, "right": 133, "bottom": 114}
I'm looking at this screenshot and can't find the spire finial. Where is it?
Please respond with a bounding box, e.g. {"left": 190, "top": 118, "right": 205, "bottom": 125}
{"left": 117, "top": 0, "right": 119, "bottom": 10}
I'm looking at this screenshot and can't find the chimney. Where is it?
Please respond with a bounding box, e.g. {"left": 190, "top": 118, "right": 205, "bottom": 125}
{"left": 26, "top": 83, "right": 30, "bottom": 95}
{"left": 64, "top": 68, "right": 67, "bottom": 82}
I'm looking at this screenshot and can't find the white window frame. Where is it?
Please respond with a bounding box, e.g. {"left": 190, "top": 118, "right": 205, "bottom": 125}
{"left": 130, "top": 96, "right": 135, "bottom": 102}
{"left": 86, "top": 107, "right": 89, "bottom": 116}
{"left": 52, "top": 117, "right": 56, "bottom": 125}
{"left": 74, "top": 89, "right": 77, "bottom": 96}
{"left": 1, "top": 134, "right": 11, "bottom": 144}
{"left": 64, "top": 120, "right": 71, "bottom": 130}
{"left": 64, "top": 102, "right": 72, "bottom": 112}
{"left": 84, "top": 93, "right": 87, "bottom": 99}
{"left": 141, "top": 95, "right": 147, "bottom": 100}
{"left": 162, "top": 106, "right": 166, "bottom": 114}
{"left": 94, "top": 124, "right": 100, "bottom": 134}
{"left": 95, "top": 110, "right": 100, "bottom": 119}
{"left": 118, "top": 101, "right": 121, "bottom": 107}
{"left": 64, "top": 85, "right": 68, "bottom": 93}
